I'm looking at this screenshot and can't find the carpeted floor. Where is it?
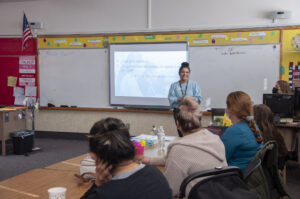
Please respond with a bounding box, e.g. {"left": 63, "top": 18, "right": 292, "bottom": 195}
{"left": 286, "top": 161, "right": 300, "bottom": 199}
{"left": 0, "top": 138, "right": 299, "bottom": 198}
{"left": 0, "top": 138, "right": 89, "bottom": 181}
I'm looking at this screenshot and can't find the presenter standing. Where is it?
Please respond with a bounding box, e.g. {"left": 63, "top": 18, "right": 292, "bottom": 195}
{"left": 168, "top": 62, "right": 202, "bottom": 137}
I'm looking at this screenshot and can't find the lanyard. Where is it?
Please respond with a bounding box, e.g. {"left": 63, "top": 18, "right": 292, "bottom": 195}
{"left": 179, "top": 80, "right": 188, "bottom": 97}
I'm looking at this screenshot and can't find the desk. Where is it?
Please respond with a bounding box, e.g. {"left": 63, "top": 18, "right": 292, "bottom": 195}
{"left": 277, "top": 123, "right": 300, "bottom": 164}
{"left": 0, "top": 143, "right": 168, "bottom": 198}
{"left": 0, "top": 107, "right": 26, "bottom": 155}
{"left": 0, "top": 168, "right": 89, "bottom": 199}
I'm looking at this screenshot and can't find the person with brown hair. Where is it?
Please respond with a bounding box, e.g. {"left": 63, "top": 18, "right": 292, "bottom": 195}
{"left": 141, "top": 96, "right": 227, "bottom": 198}
{"left": 253, "top": 104, "right": 289, "bottom": 170}
{"left": 273, "top": 80, "right": 292, "bottom": 94}
{"left": 81, "top": 117, "right": 172, "bottom": 199}
{"left": 221, "top": 91, "right": 263, "bottom": 171}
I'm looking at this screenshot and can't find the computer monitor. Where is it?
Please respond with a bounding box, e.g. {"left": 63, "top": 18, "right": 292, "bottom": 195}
{"left": 263, "top": 94, "right": 294, "bottom": 119}
{"left": 293, "top": 87, "right": 300, "bottom": 120}
{"left": 294, "top": 87, "right": 300, "bottom": 111}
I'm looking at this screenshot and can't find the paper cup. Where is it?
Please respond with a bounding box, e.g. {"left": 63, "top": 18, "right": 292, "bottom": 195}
{"left": 48, "top": 187, "right": 66, "bottom": 199}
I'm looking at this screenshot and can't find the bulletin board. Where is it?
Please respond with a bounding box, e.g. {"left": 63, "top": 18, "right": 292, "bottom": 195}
{"left": 0, "top": 38, "right": 38, "bottom": 106}
{"left": 38, "top": 30, "right": 280, "bottom": 108}
{"left": 281, "top": 29, "right": 300, "bottom": 87}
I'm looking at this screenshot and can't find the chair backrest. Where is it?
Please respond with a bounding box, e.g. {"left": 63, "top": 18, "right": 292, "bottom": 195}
{"left": 179, "top": 166, "right": 262, "bottom": 199}
{"left": 243, "top": 158, "right": 261, "bottom": 180}
{"left": 245, "top": 141, "right": 291, "bottom": 199}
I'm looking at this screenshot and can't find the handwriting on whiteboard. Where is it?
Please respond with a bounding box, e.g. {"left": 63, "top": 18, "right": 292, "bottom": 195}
{"left": 215, "top": 47, "right": 246, "bottom": 56}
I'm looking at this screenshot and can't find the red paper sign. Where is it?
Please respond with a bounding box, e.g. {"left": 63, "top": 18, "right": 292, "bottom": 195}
{"left": 19, "top": 56, "right": 36, "bottom": 74}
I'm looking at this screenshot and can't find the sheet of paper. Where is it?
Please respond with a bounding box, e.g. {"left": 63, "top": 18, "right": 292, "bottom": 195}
{"left": 164, "top": 136, "right": 177, "bottom": 141}
{"left": 19, "top": 78, "right": 35, "bottom": 86}
{"left": 249, "top": 32, "right": 266, "bottom": 37}
{"left": 211, "top": 34, "right": 226, "bottom": 38}
{"left": 13, "top": 87, "right": 24, "bottom": 96}
{"left": 70, "top": 42, "right": 82, "bottom": 46}
{"left": 264, "top": 78, "right": 268, "bottom": 91}
{"left": 54, "top": 39, "right": 66, "bottom": 43}
{"left": 19, "top": 56, "right": 36, "bottom": 74}
{"left": 25, "top": 86, "right": 37, "bottom": 97}
{"left": 14, "top": 95, "right": 26, "bottom": 105}
{"left": 7, "top": 76, "right": 17, "bottom": 87}
{"left": 231, "top": 38, "right": 248, "bottom": 42}
{"left": 193, "top": 40, "right": 209, "bottom": 44}
{"left": 88, "top": 39, "right": 101, "bottom": 43}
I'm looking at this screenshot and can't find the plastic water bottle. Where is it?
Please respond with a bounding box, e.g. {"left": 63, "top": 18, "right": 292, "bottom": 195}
{"left": 157, "top": 126, "right": 165, "bottom": 151}
{"left": 151, "top": 125, "right": 157, "bottom": 135}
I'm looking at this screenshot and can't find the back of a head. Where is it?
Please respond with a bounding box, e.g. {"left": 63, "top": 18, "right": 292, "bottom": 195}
{"left": 253, "top": 104, "right": 288, "bottom": 157}
{"left": 277, "top": 80, "right": 292, "bottom": 94}
{"left": 227, "top": 91, "right": 262, "bottom": 144}
{"left": 175, "top": 96, "right": 202, "bottom": 132}
{"left": 253, "top": 104, "right": 275, "bottom": 141}
{"left": 89, "top": 117, "right": 135, "bottom": 168}
{"left": 226, "top": 91, "right": 253, "bottom": 119}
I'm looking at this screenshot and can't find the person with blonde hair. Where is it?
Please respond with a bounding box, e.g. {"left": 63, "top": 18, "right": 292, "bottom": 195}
{"left": 221, "top": 91, "right": 263, "bottom": 171}
{"left": 168, "top": 62, "right": 202, "bottom": 137}
{"left": 253, "top": 104, "right": 288, "bottom": 170}
{"left": 141, "top": 96, "right": 227, "bottom": 198}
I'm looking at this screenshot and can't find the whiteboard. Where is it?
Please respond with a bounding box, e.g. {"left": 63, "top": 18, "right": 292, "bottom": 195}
{"left": 189, "top": 44, "right": 280, "bottom": 109}
{"left": 39, "top": 49, "right": 110, "bottom": 108}
{"left": 38, "top": 44, "right": 280, "bottom": 109}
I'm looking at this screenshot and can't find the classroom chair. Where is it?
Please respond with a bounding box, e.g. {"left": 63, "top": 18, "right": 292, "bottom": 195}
{"left": 179, "top": 166, "right": 262, "bottom": 199}
{"left": 245, "top": 141, "right": 291, "bottom": 199}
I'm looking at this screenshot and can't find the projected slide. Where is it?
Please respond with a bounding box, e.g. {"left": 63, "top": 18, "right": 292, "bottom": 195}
{"left": 110, "top": 43, "right": 188, "bottom": 107}
{"left": 114, "top": 51, "right": 187, "bottom": 98}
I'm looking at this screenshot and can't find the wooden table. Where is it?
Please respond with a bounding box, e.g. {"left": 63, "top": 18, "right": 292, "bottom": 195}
{"left": 0, "top": 168, "right": 90, "bottom": 199}
{"left": 0, "top": 142, "right": 169, "bottom": 198}
{"left": 0, "top": 107, "right": 26, "bottom": 155}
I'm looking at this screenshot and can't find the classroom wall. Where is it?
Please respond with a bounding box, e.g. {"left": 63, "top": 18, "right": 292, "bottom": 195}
{"left": 2, "top": 0, "right": 299, "bottom": 134}
{"left": 0, "top": 0, "right": 300, "bottom": 35}
{"left": 25, "top": 110, "right": 211, "bottom": 136}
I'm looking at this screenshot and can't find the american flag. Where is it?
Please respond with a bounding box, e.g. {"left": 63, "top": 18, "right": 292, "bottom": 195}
{"left": 22, "top": 13, "right": 32, "bottom": 51}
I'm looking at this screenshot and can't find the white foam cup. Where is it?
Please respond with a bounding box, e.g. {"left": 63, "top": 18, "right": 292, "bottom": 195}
{"left": 48, "top": 187, "right": 67, "bottom": 199}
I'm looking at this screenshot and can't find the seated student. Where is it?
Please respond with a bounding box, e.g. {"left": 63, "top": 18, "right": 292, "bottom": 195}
{"left": 81, "top": 118, "right": 172, "bottom": 199}
{"left": 141, "top": 96, "right": 227, "bottom": 198}
{"left": 221, "top": 91, "right": 263, "bottom": 171}
{"left": 253, "top": 104, "right": 289, "bottom": 170}
{"left": 273, "top": 80, "right": 292, "bottom": 94}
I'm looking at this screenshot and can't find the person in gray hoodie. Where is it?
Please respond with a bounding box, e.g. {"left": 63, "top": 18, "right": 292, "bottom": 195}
{"left": 141, "top": 96, "right": 227, "bottom": 198}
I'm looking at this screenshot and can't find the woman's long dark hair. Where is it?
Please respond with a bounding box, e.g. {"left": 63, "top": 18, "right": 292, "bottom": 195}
{"left": 253, "top": 104, "right": 288, "bottom": 157}
{"left": 89, "top": 118, "right": 135, "bottom": 171}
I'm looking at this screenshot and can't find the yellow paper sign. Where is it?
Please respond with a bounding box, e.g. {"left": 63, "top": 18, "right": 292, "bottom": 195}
{"left": 7, "top": 76, "right": 17, "bottom": 87}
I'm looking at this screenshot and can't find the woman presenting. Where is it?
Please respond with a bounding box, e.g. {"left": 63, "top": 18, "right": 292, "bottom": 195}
{"left": 168, "top": 62, "right": 202, "bottom": 136}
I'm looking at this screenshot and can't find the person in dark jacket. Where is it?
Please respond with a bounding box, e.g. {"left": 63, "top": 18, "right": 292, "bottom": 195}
{"left": 81, "top": 117, "right": 172, "bottom": 199}
{"left": 253, "top": 104, "right": 289, "bottom": 170}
